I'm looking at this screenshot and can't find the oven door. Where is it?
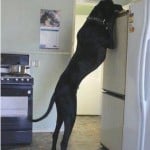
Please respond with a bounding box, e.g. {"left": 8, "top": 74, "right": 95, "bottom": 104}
{"left": 1, "top": 84, "right": 33, "bottom": 130}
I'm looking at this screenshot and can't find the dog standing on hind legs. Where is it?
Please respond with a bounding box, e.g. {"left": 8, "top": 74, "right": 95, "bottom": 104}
{"left": 31, "top": 0, "right": 123, "bottom": 149}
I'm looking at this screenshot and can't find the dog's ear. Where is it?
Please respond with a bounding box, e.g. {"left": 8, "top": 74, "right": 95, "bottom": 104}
{"left": 96, "top": 0, "right": 114, "bottom": 18}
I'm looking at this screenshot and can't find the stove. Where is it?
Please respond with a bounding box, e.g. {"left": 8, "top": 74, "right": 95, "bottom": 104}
{"left": 1, "top": 53, "right": 33, "bottom": 145}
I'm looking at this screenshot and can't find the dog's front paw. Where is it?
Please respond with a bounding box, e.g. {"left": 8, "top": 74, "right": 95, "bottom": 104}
{"left": 114, "top": 4, "right": 123, "bottom": 12}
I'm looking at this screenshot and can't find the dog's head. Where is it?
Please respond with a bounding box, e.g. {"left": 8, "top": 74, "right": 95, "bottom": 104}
{"left": 92, "top": 0, "right": 123, "bottom": 49}
{"left": 95, "top": 0, "right": 123, "bottom": 20}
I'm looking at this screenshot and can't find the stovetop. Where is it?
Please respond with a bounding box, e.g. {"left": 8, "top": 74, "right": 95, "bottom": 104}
{"left": 1, "top": 73, "right": 31, "bottom": 77}
{"left": 1, "top": 73, "right": 34, "bottom": 85}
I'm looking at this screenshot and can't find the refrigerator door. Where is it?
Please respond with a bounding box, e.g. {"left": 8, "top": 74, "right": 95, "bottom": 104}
{"left": 103, "top": 14, "right": 128, "bottom": 95}
{"left": 101, "top": 93, "right": 124, "bottom": 150}
{"left": 139, "top": 2, "right": 150, "bottom": 150}
{"left": 122, "top": 0, "right": 150, "bottom": 150}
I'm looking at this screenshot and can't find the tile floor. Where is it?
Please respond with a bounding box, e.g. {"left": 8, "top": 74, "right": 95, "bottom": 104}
{"left": 2, "top": 116, "right": 101, "bottom": 150}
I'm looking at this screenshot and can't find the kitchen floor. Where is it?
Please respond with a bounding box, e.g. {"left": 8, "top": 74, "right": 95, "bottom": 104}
{"left": 2, "top": 116, "right": 101, "bottom": 150}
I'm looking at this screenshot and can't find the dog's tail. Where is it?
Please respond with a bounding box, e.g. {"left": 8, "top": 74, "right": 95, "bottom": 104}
{"left": 31, "top": 95, "right": 55, "bottom": 122}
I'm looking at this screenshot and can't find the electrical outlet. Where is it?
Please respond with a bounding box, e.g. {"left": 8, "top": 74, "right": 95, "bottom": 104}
{"left": 31, "top": 60, "right": 40, "bottom": 67}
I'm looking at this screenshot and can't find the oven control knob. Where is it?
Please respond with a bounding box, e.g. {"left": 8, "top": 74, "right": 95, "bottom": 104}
{"left": 7, "top": 78, "right": 10, "bottom": 81}
{"left": 21, "top": 78, "right": 24, "bottom": 81}
{"left": 16, "top": 78, "right": 18, "bottom": 81}
{"left": 1, "top": 78, "right": 4, "bottom": 81}
{"left": 27, "top": 78, "right": 30, "bottom": 82}
{"left": 27, "top": 90, "right": 31, "bottom": 94}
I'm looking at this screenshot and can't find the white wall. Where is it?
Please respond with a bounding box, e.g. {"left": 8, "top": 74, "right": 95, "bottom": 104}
{"left": 1, "top": 0, "right": 75, "bottom": 132}
{"left": 1, "top": 0, "right": 75, "bottom": 53}
{"left": 77, "top": 65, "right": 104, "bottom": 115}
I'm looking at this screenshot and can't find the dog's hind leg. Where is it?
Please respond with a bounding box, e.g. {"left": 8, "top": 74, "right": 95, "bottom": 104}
{"left": 60, "top": 90, "right": 77, "bottom": 150}
{"left": 61, "top": 116, "right": 76, "bottom": 150}
{"left": 51, "top": 108, "right": 63, "bottom": 150}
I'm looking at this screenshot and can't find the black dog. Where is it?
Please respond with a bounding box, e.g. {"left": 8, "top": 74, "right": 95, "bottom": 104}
{"left": 32, "top": 0, "right": 123, "bottom": 150}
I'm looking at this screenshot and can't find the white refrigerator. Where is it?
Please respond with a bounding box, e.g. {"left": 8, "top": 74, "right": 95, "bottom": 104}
{"left": 100, "top": 0, "right": 150, "bottom": 150}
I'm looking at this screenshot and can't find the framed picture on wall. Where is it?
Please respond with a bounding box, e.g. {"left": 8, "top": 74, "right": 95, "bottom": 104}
{"left": 40, "top": 9, "right": 60, "bottom": 49}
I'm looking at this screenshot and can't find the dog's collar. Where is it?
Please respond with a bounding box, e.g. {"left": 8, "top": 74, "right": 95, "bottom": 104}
{"left": 87, "top": 17, "right": 109, "bottom": 30}
{"left": 87, "top": 17, "right": 106, "bottom": 24}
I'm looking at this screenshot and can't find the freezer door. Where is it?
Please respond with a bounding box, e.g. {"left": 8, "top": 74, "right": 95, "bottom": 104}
{"left": 103, "top": 14, "right": 128, "bottom": 95}
{"left": 101, "top": 93, "right": 125, "bottom": 150}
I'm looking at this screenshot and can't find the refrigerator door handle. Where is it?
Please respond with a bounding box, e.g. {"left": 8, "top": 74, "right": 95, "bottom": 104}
{"left": 144, "top": 39, "right": 150, "bottom": 102}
